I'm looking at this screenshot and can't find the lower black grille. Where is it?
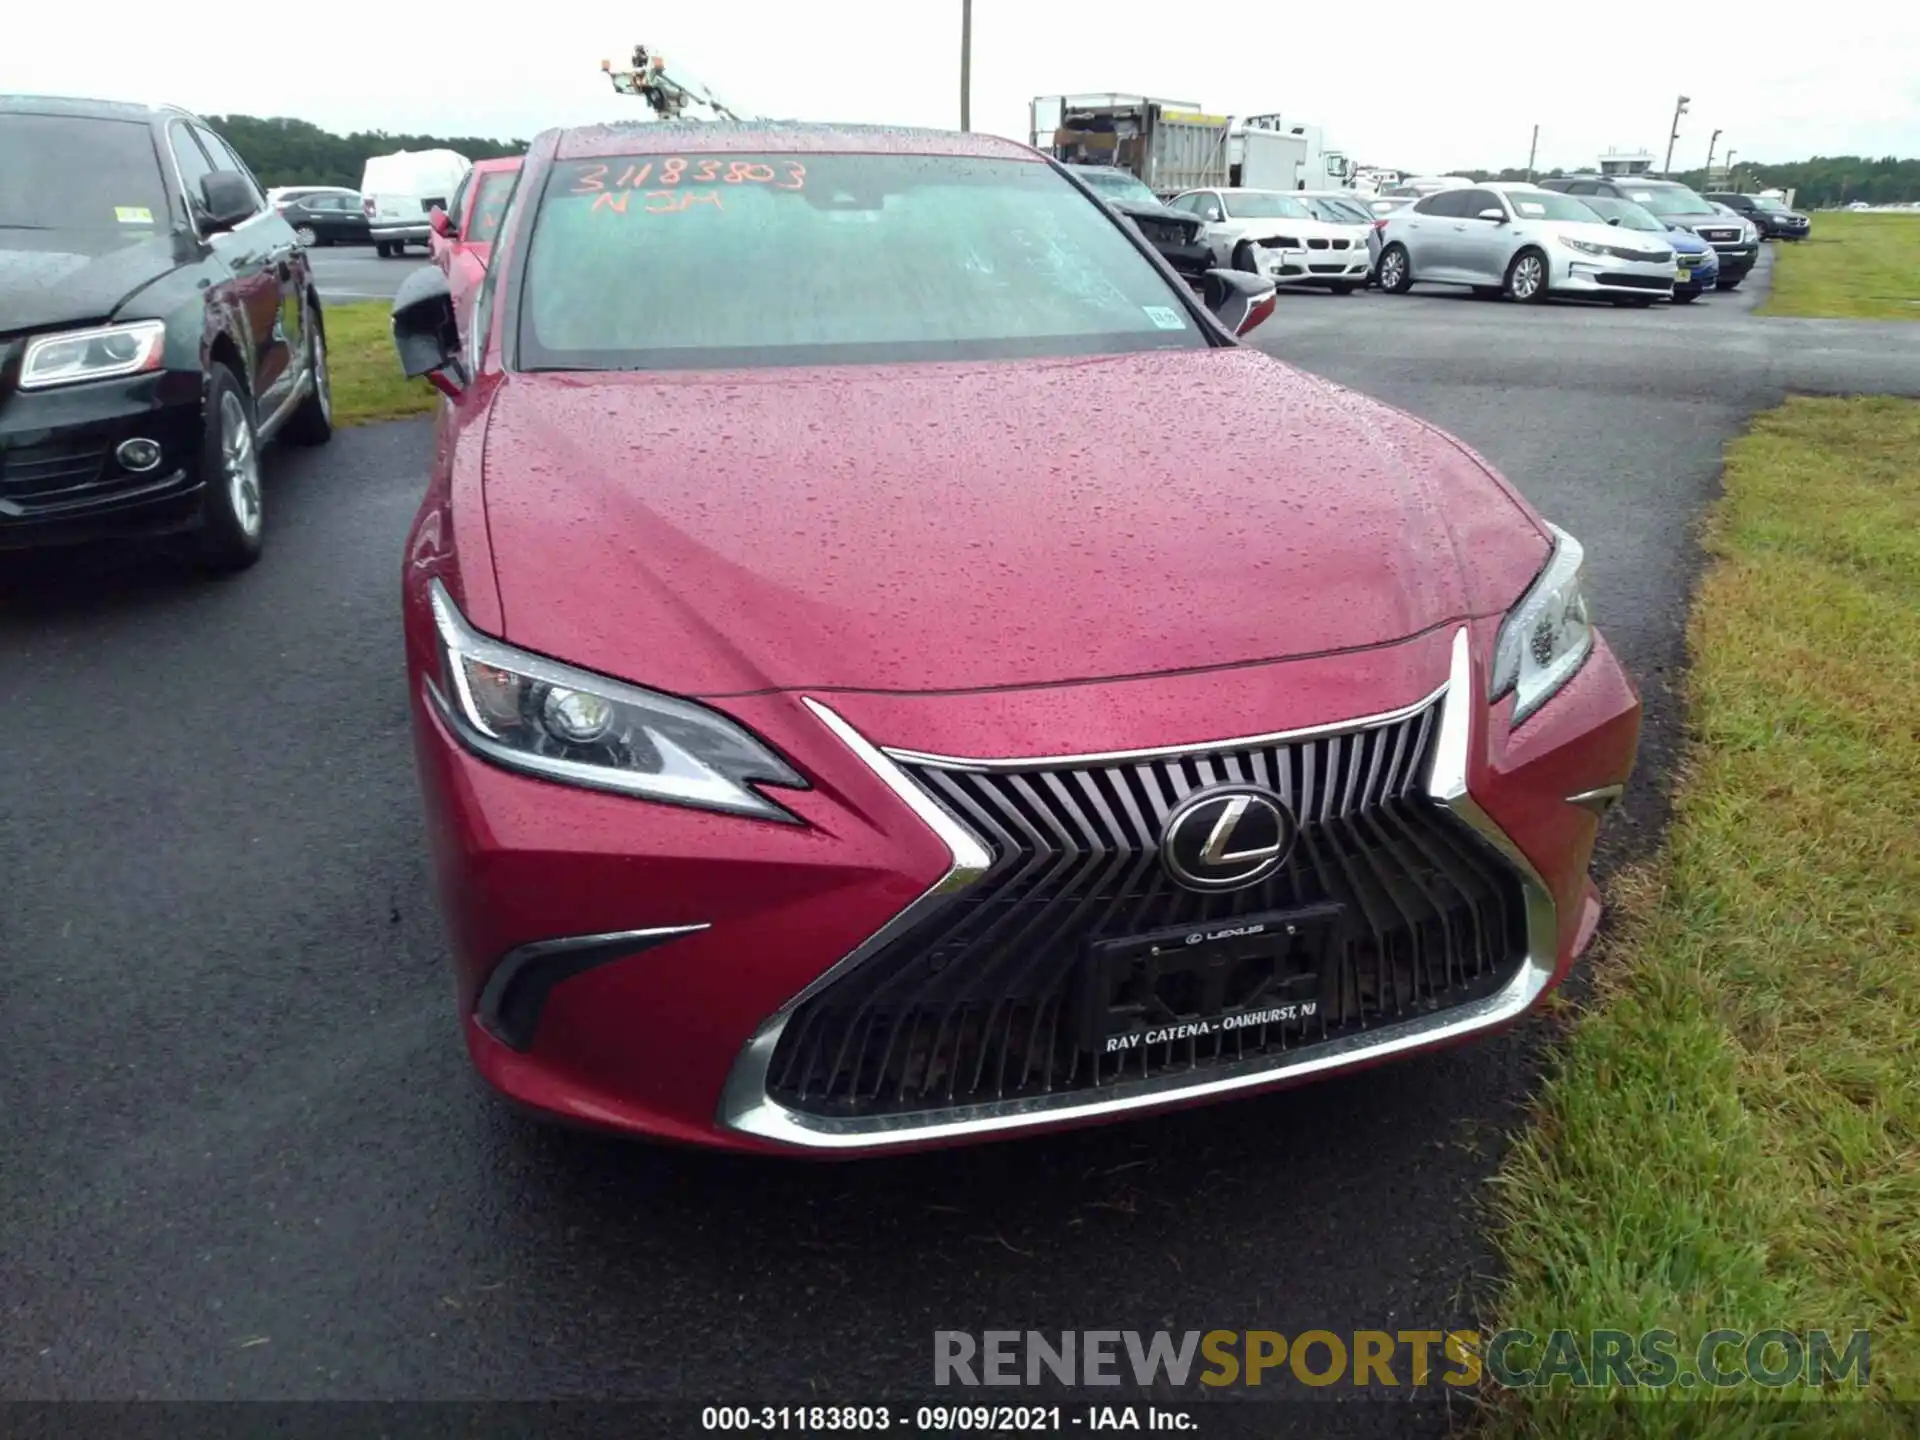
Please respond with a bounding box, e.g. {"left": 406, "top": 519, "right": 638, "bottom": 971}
{"left": 766, "top": 704, "right": 1531, "bottom": 1120}
{"left": 1598, "top": 273, "right": 1672, "bottom": 290}
{"left": 0, "top": 438, "right": 108, "bottom": 500}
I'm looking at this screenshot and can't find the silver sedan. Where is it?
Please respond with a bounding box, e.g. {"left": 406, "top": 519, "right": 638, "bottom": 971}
{"left": 1374, "top": 183, "right": 1677, "bottom": 304}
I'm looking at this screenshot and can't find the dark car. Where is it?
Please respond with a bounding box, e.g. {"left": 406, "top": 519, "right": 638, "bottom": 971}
{"left": 0, "top": 96, "right": 332, "bottom": 569}
{"left": 382, "top": 122, "right": 1638, "bottom": 1154}
{"left": 1539, "top": 175, "right": 1758, "bottom": 290}
{"left": 278, "top": 190, "right": 372, "bottom": 247}
{"left": 1702, "top": 191, "right": 1811, "bottom": 241}
{"left": 1063, "top": 163, "right": 1213, "bottom": 284}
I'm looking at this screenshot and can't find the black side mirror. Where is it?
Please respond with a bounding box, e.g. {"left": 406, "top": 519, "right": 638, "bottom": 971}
{"left": 1607, "top": 216, "right": 1622, "bottom": 226}
{"left": 1202, "top": 269, "right": 1277, "bottom": 337}
{"left": 200, "top": 172, "right": 257, "bottom": 232}
{"left": 391, "top": 267, "right": 466, "bottom": 397}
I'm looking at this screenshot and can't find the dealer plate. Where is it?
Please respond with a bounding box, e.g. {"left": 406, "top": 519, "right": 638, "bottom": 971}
{"left": 1079, "top": 903, "right": 1345, "bottom": 1056}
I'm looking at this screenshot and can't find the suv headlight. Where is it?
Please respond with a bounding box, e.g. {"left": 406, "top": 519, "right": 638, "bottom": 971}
{"left": 424, "top": 580, "right": 807, "bottom": 821}
{"left": 1490, "top": 525, "right": 1594, "bottom": 725}
{"left": 19, "top": 320, "right": 167, "bottom": 391}
{"left": 1741, "top": 221, "right": 1759, "bottom": 243}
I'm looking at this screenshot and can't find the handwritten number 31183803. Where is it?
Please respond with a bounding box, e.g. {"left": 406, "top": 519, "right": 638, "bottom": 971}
{"left": 572, "top": 158, "right": 807, "bottom": 215}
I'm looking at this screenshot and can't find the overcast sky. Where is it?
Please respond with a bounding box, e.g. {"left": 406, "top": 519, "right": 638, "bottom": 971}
{"left": 6, "top": 2, "right": 1916, "bottom": 173}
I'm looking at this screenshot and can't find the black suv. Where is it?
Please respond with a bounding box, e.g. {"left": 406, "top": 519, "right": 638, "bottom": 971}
{"left": 0, "top": 96, "right": 332, "bottom": 570}
{"left": 1701, "top": 191, "right": 1811, "bottom": 241}
{"left": 1539, "top": 175, "right": 1759, "bottom": 291}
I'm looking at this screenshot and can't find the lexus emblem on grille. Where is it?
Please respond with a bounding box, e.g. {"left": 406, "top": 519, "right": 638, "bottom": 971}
{"left": 1160, "top": 784, "right": 1297, "bottom": 892}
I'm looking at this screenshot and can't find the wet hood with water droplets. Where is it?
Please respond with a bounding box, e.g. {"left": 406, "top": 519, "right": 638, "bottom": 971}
{"left": 478, "top": 348, "right": 1551, "bottom": 697}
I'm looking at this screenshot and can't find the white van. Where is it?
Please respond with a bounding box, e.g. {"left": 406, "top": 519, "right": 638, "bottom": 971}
{"left": 359, "top": 149, "right": 471, "bottom": 257}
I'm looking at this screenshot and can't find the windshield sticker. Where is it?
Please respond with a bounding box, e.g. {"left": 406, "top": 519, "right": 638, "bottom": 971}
{"left": 114, "top": 206, "right": 154, "bottom": 224}
{"left": 1516, "top": 201, "right": 1546, "bottom": 216}
{"left": 569, "top": 158, "right": 806, "bottom": 196}
{"left": 1629, "top": 191, "right": 1654, "bottom": 202}
{"left": 1142, "top": 306, "right": 1185, "bottom": 330}
{"left": 589, "top": 189, "right": 726, "bottom": 215}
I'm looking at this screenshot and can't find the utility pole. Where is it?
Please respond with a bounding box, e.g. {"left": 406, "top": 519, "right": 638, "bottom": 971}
{"left": 959, "top": 0, "right": 972, "bottom": 132}
{"left": 1526, "top": 124, "right": 1539, "bottom": 182}
{"left": 1725, "top": 149, "right": 1737, "bottom": 190}
{"left": 1705, "top": 127, "right": 1721, "bottom": 176}
{"left": 1662, "top": 94, "right": 1690, "bottom": 175}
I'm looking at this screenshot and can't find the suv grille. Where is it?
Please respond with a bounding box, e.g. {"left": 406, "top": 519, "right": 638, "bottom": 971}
{"left": 765, "top": 703, "right": 1531, "bottom": 1120}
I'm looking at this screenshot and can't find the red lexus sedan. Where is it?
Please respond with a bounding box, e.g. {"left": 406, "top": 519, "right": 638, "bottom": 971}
{"left": 389, "top": 122, "right": 1640, "bottom": 1156}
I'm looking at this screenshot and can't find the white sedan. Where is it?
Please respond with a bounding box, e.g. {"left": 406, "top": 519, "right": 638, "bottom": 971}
{"left": 1168, "top": 187, "right": 1370, "bottom": 294}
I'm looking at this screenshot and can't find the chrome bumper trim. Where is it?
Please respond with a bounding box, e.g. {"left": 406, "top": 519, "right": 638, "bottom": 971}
{"left": 476, "top": 924, "right": 709, "bottom": 1051}
{"left": 716, "top": 629, "right": 1559, "bottom": 1151}
{"left": 1565, "top": 783, "right": 1625, "bottom": 817}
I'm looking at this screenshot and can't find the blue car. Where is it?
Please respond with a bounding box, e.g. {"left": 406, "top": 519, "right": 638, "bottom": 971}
{"left": 1578, "top": 194, "right": 1718, "bottom": 303}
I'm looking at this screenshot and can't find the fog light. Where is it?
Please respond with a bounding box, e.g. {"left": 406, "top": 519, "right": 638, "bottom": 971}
{"left": 116, "top": 437, "right": 162, "bottom": 472}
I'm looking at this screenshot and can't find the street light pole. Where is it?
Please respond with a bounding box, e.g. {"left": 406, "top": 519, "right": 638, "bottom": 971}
{"left": 1663, "top": 93, "right": 1690, "bottom": 174}
{"left": 1725, "top": 149, "right": 1737, "bottom": 189}
{"left": 1526, "top": 124, "right": 1539, "bottom": 182}
{"left": 1705, "top": 127, "right": 1722, "bottom": 176}
{"left": 959, "top": 0, "right": 972, "bottom": 132}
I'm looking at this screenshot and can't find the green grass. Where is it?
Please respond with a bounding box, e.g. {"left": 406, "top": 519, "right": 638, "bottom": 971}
{"left": 1482, "top": 396, "right": 1920, "bottom": 1436}
{"left": 322, "top": 299, "right": 440, "bottom": 425}
{"left": 1762, "top": 213, "right": 1920, "bottom": 320}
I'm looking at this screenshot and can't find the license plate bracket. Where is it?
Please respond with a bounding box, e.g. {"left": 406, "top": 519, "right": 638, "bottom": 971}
{"left": 1079, "top": 903, "right": 1345, "bottom": 1057}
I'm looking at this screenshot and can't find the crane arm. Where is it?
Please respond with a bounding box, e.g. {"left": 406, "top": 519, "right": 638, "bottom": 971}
{"left": 601, "top": 44, "right": 745, "bottom": 122}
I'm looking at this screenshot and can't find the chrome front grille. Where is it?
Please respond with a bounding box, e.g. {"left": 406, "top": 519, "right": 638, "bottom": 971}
{"left": 763, "top": 699, "right": 1532, "bottom": 1121}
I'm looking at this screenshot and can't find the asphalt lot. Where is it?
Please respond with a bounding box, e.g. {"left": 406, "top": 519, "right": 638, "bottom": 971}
{"left": 308, "top": 244, "right": 432, "bottom": 301}
{"left": 6, "top": 250, "right": 1920, "bottom": 1433}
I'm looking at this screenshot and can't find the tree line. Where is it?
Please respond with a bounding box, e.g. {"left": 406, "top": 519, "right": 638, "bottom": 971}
{"left": 1436, "top": 156, "right": 1920, "bottom": 207}
{"left": 202, "top": 114, "right": 528, "bottom": 190}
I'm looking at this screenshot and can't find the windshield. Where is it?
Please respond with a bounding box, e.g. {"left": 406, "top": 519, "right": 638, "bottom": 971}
{"left": 1620, "top": 183, "right": 1712, "bottom": 216}
{"left": 1502, "top": 189, "right": 1607, "bottom": 223}
{"left": 1072, "top": 167, "right": 1159, "bottom": 206}
{"left": 1222, "top": 191, "right": 1313, "bottom": 219}
{"left": 0, "top": 113, "right": 170, "bottom": 232}
{"left": 1753, "top": 196, "right": 1789, "bottom": 212}
{"left": 1300, "top": 196, "right": 1369, "bottom": 223}
{"left": 519, "top": 152, "right": 1206, "bottom": 371}
{"left": 1576, "top": 196, "right": 1665, "bottom": 233}
{"left": 467, "top": 169, "right": 518, "bottom": 243}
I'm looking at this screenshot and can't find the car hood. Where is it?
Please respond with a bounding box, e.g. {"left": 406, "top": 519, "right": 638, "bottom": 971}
{"left": 479, "top": 348, "right": 1551, "bottom": 697}
{"left": 1665, "top": 227, "right": 1713, "bottom": 254}
{"left": 1543, "top": 218, "right": 1672, "bottom": 253}
{"left": 0, "top": 227, "right": 185, "bottom": 335}
{"left": 1212, "top": 216, "right": 1355, "bottom": 243}
{"left": 1107, "top": 199, "right": 1202, "bottom": 236}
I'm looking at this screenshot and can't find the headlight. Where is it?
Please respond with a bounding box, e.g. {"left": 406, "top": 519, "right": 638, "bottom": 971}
{"left": 1742, "top": 222, "right": 1759, "bottom": 243}
{"left": 19, "top": 319, "right": 167, "bottom": 391}
{"left": 424, "top": 580, "right": 807, "bottom": 821}
{"left": 1560, "top": 237, "right": 1607, "bottom": 257}
{"left": 1490, "top": 525, "right": 1594, "bottom": 725}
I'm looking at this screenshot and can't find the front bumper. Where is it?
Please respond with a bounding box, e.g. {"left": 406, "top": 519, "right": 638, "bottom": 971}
{"left": 1253, "top": 238, "right": 1371, "bottom": 287}
{"left": 413, "top": 618, "right": 1641, "bottom": 1155}
{"left": 1153, "top": 238, "right": 1215, "bottom": 280}
{"left": 369, "top": 222, "right": 431, "bottom": 243}
{"left": 0, "top": 366, "right": 207, "bottom": 550}
{"left": 1672, "top": 252, "right": 1720, "bottom": 295}
{"left": 1706, "top": 242, "right": 1758, "bottom": 280}
{"left": 1548, "top": 247, "right": 1676, "bottom": 297}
